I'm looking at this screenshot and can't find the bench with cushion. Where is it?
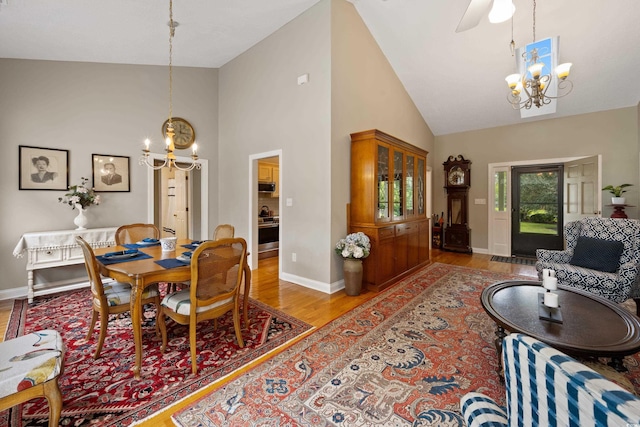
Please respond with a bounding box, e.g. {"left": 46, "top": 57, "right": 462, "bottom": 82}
{"left": 0, "top": 329, "right": 64, "bottom": 425}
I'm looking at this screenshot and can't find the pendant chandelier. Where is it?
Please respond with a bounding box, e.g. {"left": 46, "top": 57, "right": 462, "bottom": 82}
{"left": 139, "top": 0, "right": 201, "bottom": 171}
{"left": 504, "top": 0, "right": 573, "bottom": 110}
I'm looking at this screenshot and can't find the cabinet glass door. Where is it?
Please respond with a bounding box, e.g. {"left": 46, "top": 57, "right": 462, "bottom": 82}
{"left": 377, "top": 145, "right": 390, "bottom": 220}
{"left": 393, "top": 150, "right": 404, "bottom": 219}
{"left": 417, "top": 157, "right": 425, "bottom": 215}
{"left": 405, "top": 155, "right": 415, "bottom": 217}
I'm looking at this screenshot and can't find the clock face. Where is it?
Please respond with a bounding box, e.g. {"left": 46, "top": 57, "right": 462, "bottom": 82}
{"left": 448, "top": 166, "right": 465, "bottom": 186}
{"left": 162, "top": 117, "right": 195, "bottom": 150}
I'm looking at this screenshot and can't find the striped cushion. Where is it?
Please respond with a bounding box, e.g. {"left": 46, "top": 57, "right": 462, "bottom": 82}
{"left": 461, "top": 333, "right": 640, "bottom": 427}
{"left": 460, "top": 392, "right": 507, "bottom": 427}
{"left": 161, "top": 289, "right": 234, "bottom": 316}
{"left": 101, "top": 282, "right": 159, "bottom": 307}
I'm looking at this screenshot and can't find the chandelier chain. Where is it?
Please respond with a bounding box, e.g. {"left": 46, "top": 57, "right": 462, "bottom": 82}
{"left": 168, "top": 0, "right": 173, "bottom": 125}
{"left": 139, "top": 0, "right": 200, "bottom": 172}
{"left": 532, "top": 0, "right": 536, "bottom": 43}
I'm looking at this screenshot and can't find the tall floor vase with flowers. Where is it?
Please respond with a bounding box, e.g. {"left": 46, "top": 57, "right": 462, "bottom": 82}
{"left": 335, "top": 232, "right": 371, "bottom": 296}
{"left": 58, "top": 177, "right": 100, "bottom": 230}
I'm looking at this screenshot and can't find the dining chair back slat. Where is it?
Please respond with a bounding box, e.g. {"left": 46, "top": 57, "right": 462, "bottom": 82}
{"left": 115, "top": 223, "right": 160, "bottom": 245}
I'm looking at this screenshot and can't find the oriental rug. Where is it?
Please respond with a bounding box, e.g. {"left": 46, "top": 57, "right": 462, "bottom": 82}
{"left": 1, "top": 287, "right": 313, "bottom": 427}
{"left": 173, "top": 263, "right": 640, "bottom": 426}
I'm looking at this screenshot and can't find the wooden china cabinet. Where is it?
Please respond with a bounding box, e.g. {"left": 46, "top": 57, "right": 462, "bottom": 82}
{"left": 348, "top": 129, "right": 430, "bottom": 292}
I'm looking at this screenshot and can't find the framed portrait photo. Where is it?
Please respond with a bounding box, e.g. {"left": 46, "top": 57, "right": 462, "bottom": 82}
{"left": 92, "top": 154, "right": 130, "bottom": 192}
{"left": 19, "top": 145, "right": 69, "bottom": 190}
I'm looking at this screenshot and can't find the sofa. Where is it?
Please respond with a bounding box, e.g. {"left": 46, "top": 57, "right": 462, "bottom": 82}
{"left": 535, "top": 217, "right": 640, "bottom": 314}
{"left": 460, "top": 333, "right": 640, "bottom": 426}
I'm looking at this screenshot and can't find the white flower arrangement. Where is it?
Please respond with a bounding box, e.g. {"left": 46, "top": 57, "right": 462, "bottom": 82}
{"left": 335, "top": 232, "right": 371, "bottom": 259}
{"left": 58, "top": 177, "right": 101, "bottom": 209}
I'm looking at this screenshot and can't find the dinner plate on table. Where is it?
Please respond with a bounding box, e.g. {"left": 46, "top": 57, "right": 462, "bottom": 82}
{"left": 176, "top": 254, "right": 192, "bottom": 263}
{"left": 136, "top": 240, "right": 159, "bottom": 246}
{"left": 103, "top": 251, "right": 141, "bottom": 260}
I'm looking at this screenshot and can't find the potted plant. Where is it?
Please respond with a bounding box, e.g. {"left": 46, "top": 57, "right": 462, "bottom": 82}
{"left": 335, "top": 232, "right": 371, "bottom": 296}
{"left": 602, "top": 184, "right": 632, "bottom": 205}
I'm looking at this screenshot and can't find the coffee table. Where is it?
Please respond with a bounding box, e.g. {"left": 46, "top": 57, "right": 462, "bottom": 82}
{"left": 481, "top": 280, "right": 640, "bottom": 372}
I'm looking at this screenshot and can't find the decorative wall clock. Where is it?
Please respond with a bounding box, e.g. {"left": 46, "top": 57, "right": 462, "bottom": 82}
{"left": 162, "top": 117, "right": 195, "bottom": 150}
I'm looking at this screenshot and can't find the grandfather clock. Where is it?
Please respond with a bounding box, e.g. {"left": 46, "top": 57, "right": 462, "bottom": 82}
{"left": 443, "top": 155, "right": 472, "bottom": 253}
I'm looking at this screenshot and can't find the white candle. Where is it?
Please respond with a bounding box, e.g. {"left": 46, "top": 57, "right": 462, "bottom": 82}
{"left": 543, "top": 268, "right": 556, "bottom": 278}
{"left": 193, "top": 143, "right": 198, "bottom": 155}
{"left": 544, "top": 292, "right": 559, "bottom": 308}
{"left": 144, "top": 138, "right": 150, "bottom": 150}
{"left": 543, "top": 276, "right": 558, "bottom": 291}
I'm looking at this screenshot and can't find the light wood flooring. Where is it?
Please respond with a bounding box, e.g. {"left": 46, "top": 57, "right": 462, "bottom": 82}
{"left": 0, "top": 250, "right": 537, "bottom": 426}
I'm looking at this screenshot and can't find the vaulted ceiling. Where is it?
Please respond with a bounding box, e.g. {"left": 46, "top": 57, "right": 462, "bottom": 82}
{"left": 1, "top": 0, "right": 638, "bottom": 135}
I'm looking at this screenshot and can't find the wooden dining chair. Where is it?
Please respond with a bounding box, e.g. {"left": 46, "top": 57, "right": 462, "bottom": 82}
{"left": 158, "top": 238, "right": 247, "bottom": 374}
{"left": 76, "top": 236, "right": 161, "bottom": 360}
{"left": 213, "top": 224, "right": 235, "bottom": 240}
{"left": 115, "top": 223, "right": 160, "bottom": 245}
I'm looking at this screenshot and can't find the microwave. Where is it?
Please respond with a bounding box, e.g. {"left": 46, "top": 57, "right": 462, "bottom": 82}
{"left": 258, "top": 182, "right": 276, "bottom": 193}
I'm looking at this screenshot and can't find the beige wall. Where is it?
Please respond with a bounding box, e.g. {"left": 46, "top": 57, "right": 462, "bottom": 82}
{"left": 330, "top": 0, "right": 434, "bottom": 282}
{"left": 218, "top": 0, "right": 333, "bottom": 284}
{"left": 434, "top": 107, "right": 639, "bottom": 252}
{"left": 218, "top": 0, "right": 433, "bottom": 289}
{"left": 0, "top": 59, "right": 218, "bottom": 293}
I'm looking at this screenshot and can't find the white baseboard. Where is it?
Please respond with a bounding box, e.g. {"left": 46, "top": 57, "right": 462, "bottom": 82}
{"left": 279, "top": 272, "right": 340, "bottom": 294}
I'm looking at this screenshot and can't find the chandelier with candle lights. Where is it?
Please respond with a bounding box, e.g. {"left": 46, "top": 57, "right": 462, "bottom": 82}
{"left": 504, "top": 0, "right": 573, "bottom": 110}
{"left": 139, "top": 0, "right": 201, "bottom": 171}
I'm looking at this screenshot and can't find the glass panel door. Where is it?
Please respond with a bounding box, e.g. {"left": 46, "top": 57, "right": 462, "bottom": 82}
{"left": 405, "top": 155, "right": 414, "bottom": 217}
{"left": 511, "top": 165, "right": 564, "bottom": 256}
{"left": 417, "top": 158, "right": 425, "bottom": 215}
{"left": 393, "top": 150, "right": 404, "bottom": 219}
{"left": 377, "top": 145, "right": 390, "bottom": 221}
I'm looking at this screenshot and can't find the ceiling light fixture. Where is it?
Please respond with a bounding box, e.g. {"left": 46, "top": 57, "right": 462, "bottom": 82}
{"left": 488, "top": 0, "right": 515, "bottom": 24}
{"left": 140, "top": 0, "right": 200, "bottom": 172}
{"left": 504, "top": 0, "right": 573, "bottom": 110}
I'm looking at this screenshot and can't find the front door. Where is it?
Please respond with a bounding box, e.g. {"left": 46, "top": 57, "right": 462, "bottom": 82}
{"left": 511, "top": 165, "right": 564, "bottom": 257}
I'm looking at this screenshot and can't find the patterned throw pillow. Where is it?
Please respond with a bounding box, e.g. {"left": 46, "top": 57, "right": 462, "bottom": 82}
{"left": 569, "top": 235, "right": 624, "bottom": 273}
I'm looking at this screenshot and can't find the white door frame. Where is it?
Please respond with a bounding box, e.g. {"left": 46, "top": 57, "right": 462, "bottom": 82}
{"left": 248, "top": 150, "right": 282, "bottom": 272}
{"left": 487, "top": 155, "right": 600, "bottom": 256}
{"left": 146, "top": 153, "right": 209, "bottom": 239}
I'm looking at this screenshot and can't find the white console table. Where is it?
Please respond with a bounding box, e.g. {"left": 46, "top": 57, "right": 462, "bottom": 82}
{"left": 13, "top": 227, "right": 117, "bottom": 302}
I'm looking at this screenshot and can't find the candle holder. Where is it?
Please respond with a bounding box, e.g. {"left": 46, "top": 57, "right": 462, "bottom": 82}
{"left": 539, "top": 291, "right": 563, "bottom": 324}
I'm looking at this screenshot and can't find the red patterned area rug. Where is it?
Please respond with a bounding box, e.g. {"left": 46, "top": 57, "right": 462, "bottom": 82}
{"left": 1, "top": 287, "right": 313, "bottom": 427}
{"left": 173, "top": 263, "right": 640, "bottom": 426}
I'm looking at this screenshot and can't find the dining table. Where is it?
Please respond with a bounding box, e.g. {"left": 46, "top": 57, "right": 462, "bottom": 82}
{"left": 94, "top": 238, "right": 251, "bottom": 379}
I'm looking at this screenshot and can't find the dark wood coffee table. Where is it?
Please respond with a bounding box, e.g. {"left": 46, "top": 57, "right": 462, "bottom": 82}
{"left": 481, "top": 280, "right": 640, "bottom": 371}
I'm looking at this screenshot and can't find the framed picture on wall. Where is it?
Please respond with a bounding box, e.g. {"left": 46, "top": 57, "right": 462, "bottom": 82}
{"left": 19, "top": 145, "right": 69, "bottom": 190}
{"left": 92, "top": 154, "right": 130, "bottom": 192}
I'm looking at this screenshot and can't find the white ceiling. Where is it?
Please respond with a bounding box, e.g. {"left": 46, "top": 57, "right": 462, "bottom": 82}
{"left": 1, "top": 0, "right": 639, "bottom": 136}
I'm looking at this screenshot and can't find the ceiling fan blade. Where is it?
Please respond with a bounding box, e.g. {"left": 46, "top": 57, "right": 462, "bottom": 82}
{"left": 455, "top": 0, "right": 493, "bottom": 33}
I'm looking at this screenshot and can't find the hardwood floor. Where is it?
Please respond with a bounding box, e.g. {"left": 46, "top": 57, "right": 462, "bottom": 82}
{"left": 0, "top": 250, "right": 537, "bottom": 426}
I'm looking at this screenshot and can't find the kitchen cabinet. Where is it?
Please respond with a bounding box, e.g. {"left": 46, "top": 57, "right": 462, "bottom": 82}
{"left": 258, "top": 162, "right": 279, "bottom": 198}
{"left": 348, "top": 129, "right": 430, "bottom": 292}
{"left": 272, "top": 166, "right": 280, "bottom": 197}
{"left": 258, "top": 164, "right": 273, "bottom": 181}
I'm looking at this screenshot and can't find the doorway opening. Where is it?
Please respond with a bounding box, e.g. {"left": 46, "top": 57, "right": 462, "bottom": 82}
{"left": 487, "top": 155, "right": 601, "bottom": 257}
{"left": 147, "top": 153, "right": 209, "bottom": 240}
{"left": 249, "top": 150, "right": 282, "bottom": 274}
